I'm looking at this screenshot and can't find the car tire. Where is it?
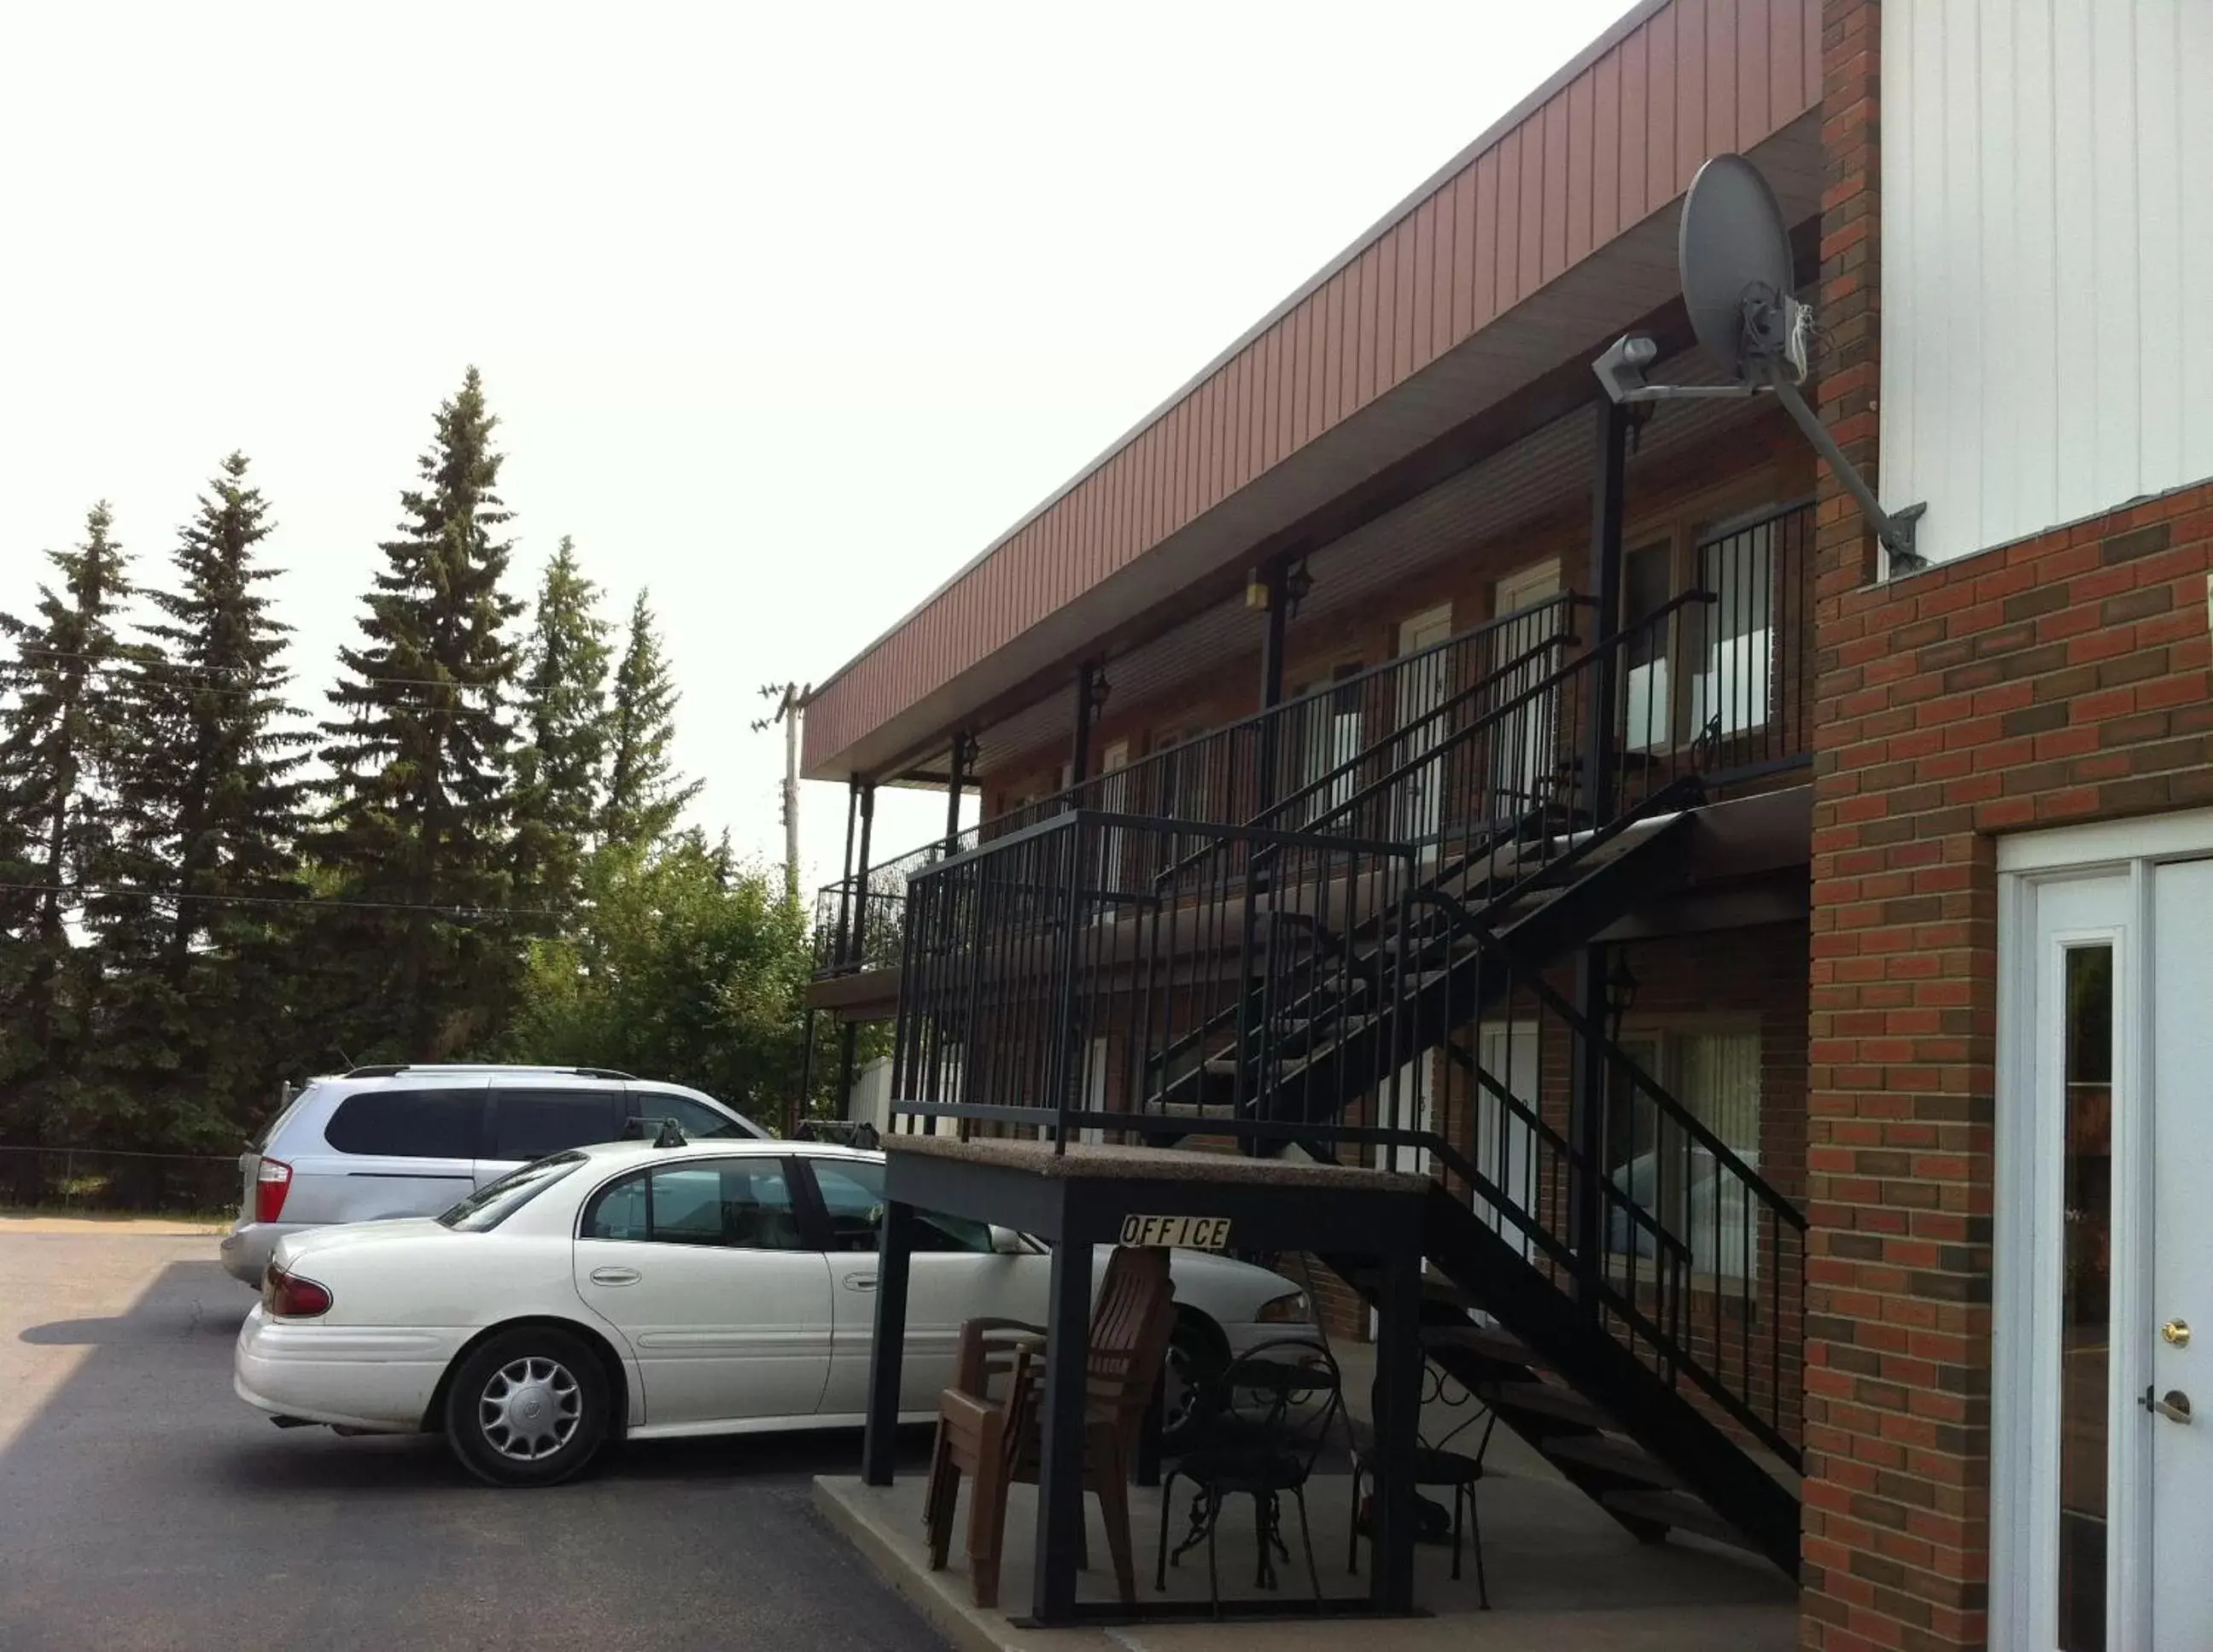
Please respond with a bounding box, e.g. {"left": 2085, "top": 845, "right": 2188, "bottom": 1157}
{"left": 443, "top": 1327, "right": 610, "bottom": 1488}
{"left": 1161, "top": 1311, "right": 1228, "bottom": 1453}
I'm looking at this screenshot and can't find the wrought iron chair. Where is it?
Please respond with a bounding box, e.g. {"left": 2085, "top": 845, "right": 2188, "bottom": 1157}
{"left": 1153, "top": 1336, "right": 1346, "bottom": 1612}
{"left": 1346, "top": 1360, "right": 1496, "bottom": 1607}
{"left": 925, "top": 1245, "right": 1177, "bottom": 1609}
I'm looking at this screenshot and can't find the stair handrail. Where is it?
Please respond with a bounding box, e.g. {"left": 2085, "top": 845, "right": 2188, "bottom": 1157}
{"left": 1414, "top": 883, "right": 1804, "bottom": 1239}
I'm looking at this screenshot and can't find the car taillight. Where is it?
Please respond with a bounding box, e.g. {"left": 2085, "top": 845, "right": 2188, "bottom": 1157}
{"left": 254, "top": 1158, "right": 292, "bottom": 1223}
{"left": 263, "top": 1265, "right": 333, "bottom": 1318}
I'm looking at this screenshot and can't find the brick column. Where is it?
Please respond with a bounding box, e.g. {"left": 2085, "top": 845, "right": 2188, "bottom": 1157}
{"left": 1803, "top": 3, "right": 1999, "bottom": 1649}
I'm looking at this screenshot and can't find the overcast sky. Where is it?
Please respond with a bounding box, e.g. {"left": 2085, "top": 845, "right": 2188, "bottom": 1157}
{"left": 0, "top": 1, "right": 1637, "bottom": 895}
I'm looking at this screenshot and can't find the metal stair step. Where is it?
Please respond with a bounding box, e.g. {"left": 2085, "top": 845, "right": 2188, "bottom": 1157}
{"left": 1481, "top": 1380, "right": 1614, "bottom": 1430}
{"left": 1421, "top": 1321, "right": 1536, "bottom": 1368}
{"left": 1542, "top": 1433, "right": 1684, "bottom": 1490}
{"left": 1598, "top": 1489, "right": 1760, "bottom": 1554}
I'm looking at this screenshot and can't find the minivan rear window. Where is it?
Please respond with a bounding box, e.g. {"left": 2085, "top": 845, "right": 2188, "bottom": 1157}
{"left": 324, "top": 1089, "right": 482, "bottom": 1159}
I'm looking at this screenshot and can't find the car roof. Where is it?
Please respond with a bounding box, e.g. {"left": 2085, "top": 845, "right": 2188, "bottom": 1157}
{"left": 570, "top": 1137, "right": 875, "bottom": 1165}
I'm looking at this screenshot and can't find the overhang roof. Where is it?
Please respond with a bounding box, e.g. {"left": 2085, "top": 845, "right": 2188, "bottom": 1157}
{"left": 803, "top": 0, "right": 1825, "bottom": 783}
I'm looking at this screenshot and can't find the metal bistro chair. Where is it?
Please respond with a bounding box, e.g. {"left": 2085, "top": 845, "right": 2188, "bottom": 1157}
{"left": 1154, "top": 1336, "right": 1346, "bottom": 1613}
{"left": 1346, "top": 1360, "right": 1497, "bottom": 1608}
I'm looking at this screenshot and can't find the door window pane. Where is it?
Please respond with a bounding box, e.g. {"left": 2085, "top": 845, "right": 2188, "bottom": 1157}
{"left": 1622, "top": 541, "right": 1673, "bottom": 753}
{"left": 490, "top": 1089, "right": 622, "bottom": 1160}
{"left": 580, "top": 1161, "right": 804, "bottom": 1251}
{"left": 809, "top": 1159, "right": 996, "bottom": 1254}
{"left": 628, "top": 1094, "right": 753, "bottom": 1141}
{"left": 324, "top": 1089, "right": 481, "bottom": 1159}
{"left": 2059, "top": 943, "right": 2113, "bottom": 1652}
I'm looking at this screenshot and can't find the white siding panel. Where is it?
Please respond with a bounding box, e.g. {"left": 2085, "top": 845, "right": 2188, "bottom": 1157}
{"left": 1880, "top": 0, "right": 2213, "bottom": 564}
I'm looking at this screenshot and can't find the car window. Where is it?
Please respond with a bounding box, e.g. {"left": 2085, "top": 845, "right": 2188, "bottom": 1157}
{"left": 581, "top": 1160, "right": 805, "bottom": 1251}
{"left": 439, "top": 1153, "right": 586, "bottom": 1232}
{"left": 628, "top": 1093, "right": 755, "bottom": 1141}
{"left": 809, "top": 1159, "right": 996, "bottom": 1254}
{"left": 490, "top": 1089, "right": 624, "bottom": 1159}
{"left": 323, "top": 1088, "right": 482, "bottom": 1159}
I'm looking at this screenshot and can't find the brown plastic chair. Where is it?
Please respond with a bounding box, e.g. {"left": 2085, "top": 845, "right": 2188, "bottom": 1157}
{"left": 925, "top": 1246, "right": 1176, "bottom": 1608}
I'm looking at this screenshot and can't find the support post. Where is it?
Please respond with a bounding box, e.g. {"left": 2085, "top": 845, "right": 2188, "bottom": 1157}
{"left": 1031, "top": 1223, "right": 1094, "bottom": 1625}
{"left": 1069, "top": 662, "right": 1098, "bottom": 801}
{"left": 1369, "top": 1232, "right": 1423, "bottom": 1614}
{"left": 860, "top": 1196, "right": 915, "bottom": 1486}
{"left": 834, "top": 781, "right": 877, "bottom": 1118}
{"left": 943, "top": 731, "right": 971, "bottom": 853}
{"left": 791, "top": 1006, "right": 816, "bottom": 1139}
{"left": 833, "top": 779, "right": 861, "bottom": 966}
{"left": 1254, "top": 557, "right": 1289, "bottom": 815}
{"left": 1572, "top": 398, "right": 1629, "bottom": 1304}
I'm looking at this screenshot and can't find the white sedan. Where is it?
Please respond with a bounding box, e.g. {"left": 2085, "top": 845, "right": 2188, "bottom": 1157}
{"left": 233, "top": 1136, "right": 1317, "bottom": 1486}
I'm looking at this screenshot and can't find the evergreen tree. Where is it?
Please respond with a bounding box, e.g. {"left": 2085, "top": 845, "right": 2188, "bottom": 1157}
{"left": 600, "top": 589, "right": 700, "bottom": 849}
{"left": 510, "top": 536, "right": 611, "bottom": 923}
{"left": 0, "top": 505, "right": 137, "bottom": 1151}
{"left": 94, "top": 454, "right": 310, "bottom": 1144}
{"left": 311, "top": 367, "right": 523, "bottom": 1061}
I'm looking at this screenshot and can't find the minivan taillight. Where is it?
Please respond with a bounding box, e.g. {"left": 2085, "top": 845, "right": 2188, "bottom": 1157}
{"left": 263, "top": 1266, "right": 333, "bottom": 1319}
{"left": 254, "top": 1158, "right": 292, "bottom": 1224}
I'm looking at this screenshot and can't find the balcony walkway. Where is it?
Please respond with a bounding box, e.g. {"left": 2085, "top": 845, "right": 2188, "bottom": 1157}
{"left": 815, "top": 1337, "right": 1794, "bottom": 1650}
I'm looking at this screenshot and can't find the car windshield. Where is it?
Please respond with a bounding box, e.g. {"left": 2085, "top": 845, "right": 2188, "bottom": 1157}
{"left": 438, "top": 1152, "right": 587, "bottom": 1232}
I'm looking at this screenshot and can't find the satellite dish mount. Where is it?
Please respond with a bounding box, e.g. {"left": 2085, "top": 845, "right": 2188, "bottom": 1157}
{"left": 1594, "top": 153, "right": 1925, "bottom": 572}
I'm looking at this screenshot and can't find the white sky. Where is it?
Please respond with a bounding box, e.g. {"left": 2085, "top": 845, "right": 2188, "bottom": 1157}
{"left": 0, "top": 1, "right": 1637, "bottom": 898}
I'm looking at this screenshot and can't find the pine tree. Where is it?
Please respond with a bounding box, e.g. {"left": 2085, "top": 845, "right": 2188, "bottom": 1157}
{"left": 601, "top": 589, "right": 700, "bottom": 849}
{"left": 510, "top": 536, "right": 611, "bottom": 924}
{"left": 94, "top": 454, "right": 311, "bottom": 1144}
{"left": 311, "top": 367, "right": 523, "bottom": 1061}
{"left": 0, "top": 504, "right": 137, "bottom": 1152}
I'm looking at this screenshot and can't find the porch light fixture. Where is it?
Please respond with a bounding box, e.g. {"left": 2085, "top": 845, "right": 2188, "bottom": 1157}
{"left": 1284, "top": 557, "right": 1315, "bottom": 616}
{"left": 1087, "top": 671, "right": 1112, "bottom": 713}
{"left": 1603, "top": 949, "right": 1639, "bottom": 1045}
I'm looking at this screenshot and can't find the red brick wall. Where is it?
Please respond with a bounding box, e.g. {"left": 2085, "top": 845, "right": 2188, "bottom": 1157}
{"left": 1805, "top": 16, "right": 2213, "bottom": 1643}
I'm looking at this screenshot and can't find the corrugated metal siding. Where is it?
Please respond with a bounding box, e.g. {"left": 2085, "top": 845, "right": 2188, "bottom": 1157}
{"left": 1880, "top": 0, "right": 2213, "bottom": 565}
{"left": 806, "top": 0, "right": 1824, "bottom": 773}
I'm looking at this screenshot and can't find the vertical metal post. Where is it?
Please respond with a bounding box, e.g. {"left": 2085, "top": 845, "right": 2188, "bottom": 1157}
{"left": 1254, "top": 558, "right": 1289, "bottom": 815}
{"left": 833, "top": 782, "right": 876, "bottom": 1122}
{"left": 1069, "top": 662, "right": 1098, "bottom": 801}
{"left": 861, "top": 1196, "right": 915, "bottom": 1486}
{"left": 943, "top": 732, "right": 970, "bottom": 853}
{"left": 1031, "top": 1214, "right": 1094, "bottom": 1625}
{"left": 1370, "top": 1226, "right": 1423, "bottom": 1614}
{"left": 792, "top": 1007, "right": 817, "bottom": 1139}
{"left": 833, "top": 779, "right": 861, "bottom": 966}
{"left": 1572, "top": 399, "right": 1629, "bottom": 1305}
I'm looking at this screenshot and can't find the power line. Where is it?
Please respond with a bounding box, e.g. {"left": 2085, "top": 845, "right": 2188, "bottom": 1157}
{"left": 0, "top": 879, "right": 574, "bottom": 921}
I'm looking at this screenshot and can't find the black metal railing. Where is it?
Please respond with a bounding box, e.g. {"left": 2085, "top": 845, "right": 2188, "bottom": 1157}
{"left": 887, "top": 587, "right": 1807, "bottom": 1461}
{"left": 816, "top": 499, "right": 1815, "bottom": 980}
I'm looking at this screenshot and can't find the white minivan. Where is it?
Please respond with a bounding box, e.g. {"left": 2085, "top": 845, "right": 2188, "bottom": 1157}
{"left": 219, "top": 1064, "right": 766, "bottom": 1286}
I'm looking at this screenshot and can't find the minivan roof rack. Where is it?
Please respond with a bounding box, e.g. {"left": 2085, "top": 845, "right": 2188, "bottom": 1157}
{"left": 340, "top": 1063, "right": 641, "bottom": 1081}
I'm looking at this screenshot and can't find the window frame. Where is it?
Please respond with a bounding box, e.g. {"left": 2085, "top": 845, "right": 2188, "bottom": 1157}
{"left": 322, "top": 1085, "right": 488, "bottom": 1161}
{"left": 484, "top": 1087, "right": 627, "bottom": 1162}
{"left": 1608, "top": 1018, "right": 1766, "bottom": 1287}
{"left": 575, "top": 1154, "right": 810, "bottom": 1252}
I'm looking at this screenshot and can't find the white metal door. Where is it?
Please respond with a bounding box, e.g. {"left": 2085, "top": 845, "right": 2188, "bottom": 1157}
{"left": 1997, "top": 851, "right": 2213, "bottom": 1649}
{"left": 2149, "top": 860, "right": 2213, "bottom": 1648}
{"left": 1491, "top": 563, "right": 1560, "bottom": 823}
{"left": 1393, "top": 605, "right": 1453, "bottom": 846}
{"left": 1474, "top": 1022, "right": 1539, "bottom": 1258}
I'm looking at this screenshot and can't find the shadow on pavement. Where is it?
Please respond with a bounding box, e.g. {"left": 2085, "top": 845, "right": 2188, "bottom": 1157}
{"left": 0, "top": 1253, "right": 944, "bottom": 1652}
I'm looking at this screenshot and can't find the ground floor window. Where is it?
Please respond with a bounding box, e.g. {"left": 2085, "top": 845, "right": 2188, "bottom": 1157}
{"left": 1608, "top": 1025, "right": 1763, "bottom": 1280}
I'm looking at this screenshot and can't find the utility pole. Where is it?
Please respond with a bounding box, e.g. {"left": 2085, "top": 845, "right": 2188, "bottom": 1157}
{"left": 750, "top": 682, "right": 810, "bottom": 908}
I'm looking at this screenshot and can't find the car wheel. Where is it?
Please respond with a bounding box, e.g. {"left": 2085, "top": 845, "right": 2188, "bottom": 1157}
{"left": 443, "top": 1327, "right": 610, "bottom": 1488}
{"left": 1161, "top": 1312, "right": 1227, "bottom": 1452}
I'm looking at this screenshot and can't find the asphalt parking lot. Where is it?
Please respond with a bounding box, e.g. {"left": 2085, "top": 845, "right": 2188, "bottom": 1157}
{"left": 0, "top": 1226, "right": 946, "bottom": 1652}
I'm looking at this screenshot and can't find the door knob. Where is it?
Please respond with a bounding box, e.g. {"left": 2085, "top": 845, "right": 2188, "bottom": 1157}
{"left": 843, "top": 1274, "right": 879, "bottom": 1293}
{"left": 2163, "top": 1318, "right": 2192, "bottom": 1348}
{"left": 590, "top": 1266, "right": 641, "bottom": 1287}
{"left": 2142, "top": 1386, "right": 2193, "bottom": 1424}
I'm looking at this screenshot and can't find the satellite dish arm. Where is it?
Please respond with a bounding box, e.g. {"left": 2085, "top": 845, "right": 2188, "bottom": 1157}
{"left": 1762, "top": 364, "right": 1925, "bottom": 569}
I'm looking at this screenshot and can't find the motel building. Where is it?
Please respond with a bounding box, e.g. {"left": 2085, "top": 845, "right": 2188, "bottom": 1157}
{"left": 799, "top": 3, "right": 2213, "bottom": 1647}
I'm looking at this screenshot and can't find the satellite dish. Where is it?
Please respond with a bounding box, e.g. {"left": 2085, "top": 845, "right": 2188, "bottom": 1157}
{"left": 1679, "top": 154, "right": 1803, "bottom": 385}
{"left": 1591, "top": 151, "right": 1923, "bottom": 569}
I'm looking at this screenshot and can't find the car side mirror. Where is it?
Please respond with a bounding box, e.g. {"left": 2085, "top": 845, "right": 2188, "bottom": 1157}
{"left": 990, "top": 1225, "right": 1025, "bottom": 1255}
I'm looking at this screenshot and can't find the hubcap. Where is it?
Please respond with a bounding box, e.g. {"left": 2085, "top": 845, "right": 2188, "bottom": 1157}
{"left": 478, "top": 1356, "right": 582, "bottom": 1462}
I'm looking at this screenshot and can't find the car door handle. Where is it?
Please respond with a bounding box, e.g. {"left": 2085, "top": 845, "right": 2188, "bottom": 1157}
{"left": 590, "top": 1266, "right": 641, "bottom": 1287}
{"left": 843, "top": 1275, "right": 879, "bottom": 1293}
